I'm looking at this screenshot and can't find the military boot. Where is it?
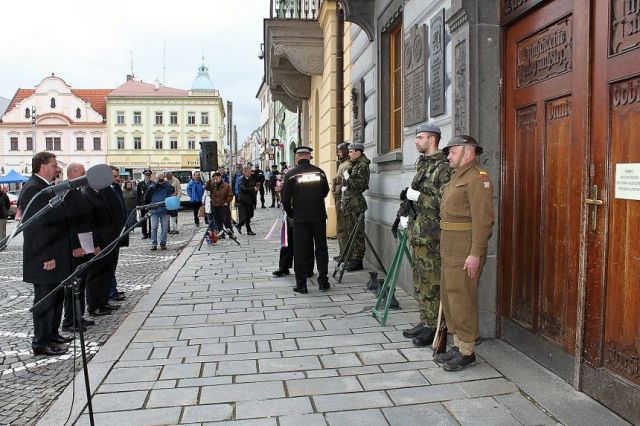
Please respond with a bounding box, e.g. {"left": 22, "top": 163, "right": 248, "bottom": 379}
{"left": 412, "top": 327, "right": 436, "bottom": 347}
{"left": 441, "top": 349, "right": 476, "bottom": 371}
{"left": 433, "top": 346, "right": 459, "bottom": 364}
{"left": 402, "top": 323, "right": 425, "bottom": 338}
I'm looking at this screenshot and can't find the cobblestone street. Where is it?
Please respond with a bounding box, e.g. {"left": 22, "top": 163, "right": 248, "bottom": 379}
{"left": 0, "top": 211, "right": 202, "bottom": 425}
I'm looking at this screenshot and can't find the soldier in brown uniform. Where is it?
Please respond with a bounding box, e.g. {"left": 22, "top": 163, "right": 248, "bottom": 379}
{"left": 435, "top": 135, "right": 494, "bottom": 371}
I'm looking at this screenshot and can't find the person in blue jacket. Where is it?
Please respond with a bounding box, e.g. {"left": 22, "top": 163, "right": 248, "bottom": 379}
{"left": 144, "top": 172, "right": 175, "bottom": 250}
{"left": 187, "top": 171, "right": 205, "bottom": 226}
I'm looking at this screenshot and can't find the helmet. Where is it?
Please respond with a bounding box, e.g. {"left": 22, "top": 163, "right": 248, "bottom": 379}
{"left": 442, "top": 135, "right": 483, "bottom": 155}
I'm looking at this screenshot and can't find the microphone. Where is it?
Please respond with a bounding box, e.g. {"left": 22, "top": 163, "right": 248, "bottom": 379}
{"left": 44, "top": 164, "right": 113, "bottom": 194}
{"left": 136, "top": 196, "right": 180, "bottom": 211}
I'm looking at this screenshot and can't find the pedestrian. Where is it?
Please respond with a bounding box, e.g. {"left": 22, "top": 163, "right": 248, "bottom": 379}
{"left": 165, "top": 171, "right": 181, "bottom": 234}
{"left": 145, "top": 172, "right": 175, "bottom": 250}
{"left": 253, "top": 164, "right": 266, "bottom": 208}
{"left": 207, "top": 172, "right": 234, "bottom": 237}
{"left": 332, "top": 143, "right": 351, "bottom": 261}
{"left": 202, "top": 182, "right": 212, "bottom": 226}
{"left": 232, "top": 165, "right": 243, "bottom": 202}
{"left": 235, "top": 166, "right": 257, "bottom": 235}
{"left": 187, "top": 171, "right": 205, "bottom": 226}
{"left": 269, "top": 165, "right": 279, "bottom": 207}
{"left": 136, "top": 169, "right": 153, "bottom": 239}
{"left": 264, "top": 168, "right": 272, "bottom": 194}
{"left": 280, "top": 146, "right": 330, "bottom": 293}
{"left": 400, "top": 124, "right": 452, "bottom": 347}
{"left": 0, "top": 186, "right": 10, "bottom": 239}
{"left": 18, "top": 151, "right": 73, "bottom": 356}
{"left": 340, "top": 142, "right": 371, "bottom": 272}
{"left": 435, "top": 135, "right": 494, "bottom": 371}
{"left": 122, "top": 180, "right": 137, "bottom": 229}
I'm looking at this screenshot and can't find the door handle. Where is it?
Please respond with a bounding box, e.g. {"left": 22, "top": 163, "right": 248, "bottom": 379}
{"left": 585, "top": 185, "right": 603, "bottom": 231}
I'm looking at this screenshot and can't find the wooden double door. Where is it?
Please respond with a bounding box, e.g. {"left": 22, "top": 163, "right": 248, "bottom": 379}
{"left": 501, "top": 0, "right": 639, "bottom": 422}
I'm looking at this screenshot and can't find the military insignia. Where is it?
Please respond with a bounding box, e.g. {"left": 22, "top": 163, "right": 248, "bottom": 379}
{"left": 483, "top": 181, "right": 490, "bottom": 189}
{"left": 479, "top": 170, "right": 487, "bottom": 175}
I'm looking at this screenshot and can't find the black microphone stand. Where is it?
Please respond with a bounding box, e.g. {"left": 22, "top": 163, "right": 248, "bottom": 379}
{"left": 30, "top": 211, "right": 153, "bottom": 426}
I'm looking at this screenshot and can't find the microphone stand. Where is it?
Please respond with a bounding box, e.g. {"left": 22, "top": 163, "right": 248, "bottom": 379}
{"left": 30, "top": 211, "right": 153, "bottom": 426}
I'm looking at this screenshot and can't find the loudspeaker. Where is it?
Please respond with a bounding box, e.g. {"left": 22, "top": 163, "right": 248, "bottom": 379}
{"left": 199, "top": 141, "right": 218, "bottom": 172}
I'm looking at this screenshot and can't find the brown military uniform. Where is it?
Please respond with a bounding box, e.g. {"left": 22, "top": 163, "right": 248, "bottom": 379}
{"left": 439, "top": 159, "right": 493, "bottom": 356}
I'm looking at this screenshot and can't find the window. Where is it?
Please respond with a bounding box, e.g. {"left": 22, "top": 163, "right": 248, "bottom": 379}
{"left": 134, "top": 137, "right": 142, "bottom": 150}
{"left": 26, "top": 137, "right": 33, "bottom": 151}
{"left": 116, "top": 111, "right": 125, "bottom": 124}
{"left": 201, "top": 112, "right": 209, "bottom": 125}
{"left": 93, "top": 137, "right": 101, "bottom": 151}
{"left": 46, "top": 137, "right": 61, "bottom": 151}
{"left": 25, "top": 108, "right": 30, "bottom": 119}
{"left": 155, "top": 112, "right": 163, "bottom": 125}
{"left": 117, "top": 137, "right": 125, "bottom": 150}
{"left": 76, "top": 137, "right": 85, "bottom": 151}
{"left": 170, "top": 139, "right": 178, "bottom": 150}
{"left": 187, "top": 112, "right": 196, "bottom": 125}
{"left": 389, "top": 22, "right": 403, "bottom": 151}
{"left": 170, "top": 111, "right": 178, "bottom": 125}
{"left": 50, "top": 98, "right": 56, "bottom": 108}
{"left": 133, "top": 111, "right": 142, "bottom": 124}
{"left": 10, "top": 137, "right": 18, "bottom": 151}
{"left": 155, "top": 138, "right": 163, "bottom": 149}
{"left": 76, "top": 108, "right": 81, "bottom": 119}
{"left": 188, "top": 139, "right": 196, "bottom": 150}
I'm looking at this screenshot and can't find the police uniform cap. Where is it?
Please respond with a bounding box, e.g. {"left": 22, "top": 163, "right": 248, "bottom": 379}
{"left": 143, "top": 169, "right": 152, "bottom": 175}
{"left": 442, "top": 135, "right": 483, "bottom": 155}
{"left": 348, "top": 142, "right": 365, "bottom": 151}
{"left": 337, "top": 142, "right": 349, "bottom": 151}
{"left": 294, "top": 146, "right": 313, "bottom": 154}
{"left": 415, "top": 123, "right": 441, "bottom": 136}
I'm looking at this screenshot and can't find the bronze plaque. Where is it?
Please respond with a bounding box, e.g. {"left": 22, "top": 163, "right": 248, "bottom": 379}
{"left": 403, "top": 24, "right": 428, "bottom": 127}
{"left": 516, "top": 16, "right": 573, "bottom": 88}
{"left": 502, "top": 0, "right": 547, "bottom": 25}
{"left": 351, "top": 78, "right": 365, "bottom": 144}
{"left": 611, "top": 0, "right": 640, "bottom": 55}
{"left": 430, "top": 9, "right": 446, "bottom": 117}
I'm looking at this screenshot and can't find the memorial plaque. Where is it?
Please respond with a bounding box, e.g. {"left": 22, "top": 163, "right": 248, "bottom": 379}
{"left": 611, "top": 0, "right": 640, "bottom": 55}
{"left": 351, "top": 78, "right": 365, "bottom": 144}
{"left": 430, "top": 9, "right": 446, "bottom": 117}
{"left": 501, "top": 0, "right": 547, "bottom": 25}
{"left": 403, "top": 24, "right": 428, "bottom": 127}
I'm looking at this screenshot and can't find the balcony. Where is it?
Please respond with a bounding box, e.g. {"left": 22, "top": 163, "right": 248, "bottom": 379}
{"left": 264, "top": 0, "right": 325, "bottom": 112}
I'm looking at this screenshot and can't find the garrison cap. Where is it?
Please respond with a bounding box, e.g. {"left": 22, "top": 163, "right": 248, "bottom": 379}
{"left": 348, "top": 142, "right": 365, "bottom": 151}
{"left": 294, "top": 146, "right": 313, "bottom": 154}
{"left": 337, "top": 142, "right": 349, "bottom": 151}
{"left": 415, "top": 123, "right": 441, "bottom": 135}
{"left": 143, "top": 169, "right": 152, "bottom": 175}
{"left": 442, "top": 135, "right": 483, "bottom": 155}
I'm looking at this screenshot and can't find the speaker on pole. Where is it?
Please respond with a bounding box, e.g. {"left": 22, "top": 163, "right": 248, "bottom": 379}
{"left": 199, "top": 141, "right": 218, "bottom": 172}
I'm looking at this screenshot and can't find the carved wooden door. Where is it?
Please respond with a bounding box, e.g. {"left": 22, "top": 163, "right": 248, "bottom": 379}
{"left": 500, "top": 0, "right": 590, "bottom": 383}
{"left": 580, "top": 1, "right": 640, "bottom": 422}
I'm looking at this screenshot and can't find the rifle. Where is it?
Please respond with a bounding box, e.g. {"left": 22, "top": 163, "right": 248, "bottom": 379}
{"left": 391, "top": 188, "right": 417, "bottom": 238}
{"left": 432, "top": 303, "right": 448, "bottom": 355}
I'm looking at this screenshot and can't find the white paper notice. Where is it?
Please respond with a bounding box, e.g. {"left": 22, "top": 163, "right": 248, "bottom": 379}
{"left": 78, "top": 232, "right": 95, "bottom": 253}
{"left": 615, "top": 163, "right": 640, "bottom": 201}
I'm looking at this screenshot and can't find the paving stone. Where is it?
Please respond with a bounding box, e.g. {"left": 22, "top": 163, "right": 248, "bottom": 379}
{"left": 494, "top": 392, "right": 556, "bottom": 425}
{"left": 169, "top": 345, "right": 200, "bottom": 358}
{"left": 77, "top": 407, "right": 181, "bottom": 426}
{"left": 200, "top": 381, "right": 285, "bottom": 404}
{"left": 227, "top": 341, "right": 257, "bottom": 354}
{"left": 358, "top": 349, "right": 406, "bottom": 365}
{"left": 320, "top": 353, "right": 362, "bottom": 369}
{"left": 287, "top": 376, "right": 363, "bottom": 396}
{"left": 146, "top": 386, "right": 199, "bottom": 408}
{"left": 181, "top": 403, "right": 234, "bottom": 423}
{"left": 236, "top": 396, "right": 313, "bottom": 419}
{"left": 207, "top": 311, "right": 265, "bottom": 324}
{"left": 325, "top": 409, "right": 388, "bottom": 426}
{"left": 313, "top": 391, "right": 394, "bottom": 412}
{"left": 160, "top": 362, "right": 202, "bottom": 380}
{"left": 104, "top": 366, "right": 162, "bottom": 383}
{"left": 270, "top": 339, "right": 298, "bottom": 352}
{"left": 421, "top": 363, "right": 502, "bottom": 385}
{"left": 133, "top": 328, "right": 180, "bottom": 342}
{"left": 175, "top": 315, "right": 208, "bottom": 325}
{"left": 387, "top": 384, "right": 467, "bottom": 405}
{"left": 444, "top": 396, "right": 521, "bottom": 425}
{"left": 180, "top": 325, "right": 235, "bottom": 340}
{"left": 178, "top": 376, "right": 233, "bottom": 387}
{"left": 203, "top": 419, "right": 277, "bottom": 426}
{"left": 259, "top": 356, "right": 321, "bottom": 373}
{"left": 380, "top": 360, "right": 436, "bottom": 372}
{"left": 383, "top": 403, "right": 459, "bottom": 425}
{"left": 91, "top": 390, "right": 148, "bottom": 412}
{"left": 150, "top": 347, "right": 170, "bottom": 359}
{"left": 398, "top": 347, "right": 435, "bottom": 361}
{"left": 305, "top": 369, "right": 339, "bottom": 378}
{"left": 120, "top": 347, "right": 153, "bottom": 361}
{"left": 358, "top": 370, "right": 429, "bottom": 390}
{"left": 254, "top": 320, "right": 314, "bottom": 335}
{"left": 217, "top": 359, "right": 258, "bottom": 375}
{"left": 235, "top": 372, "right": 306, "bottom": 383}
{"left": 457, "top": 378, "right": 518, "bottom": 398}
{"left": 265, "top": 310, "right": 296, "bottom": 320}
{"left": 297, "top": 333, "right": 389, "bottom": 350}
{"left": 338, "top": 365, "right": 382, "bottom": 376}
{"left": 200, "top": 343, "right": 227, "bottom": 355}
{"left": 279, "top": 413, "right": 327, "bottom": 426}
{"left": 257, "top": 340, "right": 271, "bottom": 352}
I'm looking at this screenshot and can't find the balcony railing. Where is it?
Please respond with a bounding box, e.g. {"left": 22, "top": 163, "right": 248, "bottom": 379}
{"left": 270, "top": 0, "right": 324, "bottom": 19}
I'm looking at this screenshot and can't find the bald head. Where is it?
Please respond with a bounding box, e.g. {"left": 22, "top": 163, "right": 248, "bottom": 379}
{"left": 67, "top": 163, "right": 85, "bottom": 179}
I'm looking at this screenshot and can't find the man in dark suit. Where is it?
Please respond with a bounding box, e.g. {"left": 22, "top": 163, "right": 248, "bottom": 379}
{"left": 19, "top": 152, "right": 74, "bottom": 356}
{"left": 136, "top": 169, "right": 153, "bottom": 239}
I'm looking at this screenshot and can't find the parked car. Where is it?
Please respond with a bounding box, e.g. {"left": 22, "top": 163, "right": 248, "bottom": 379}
{"left": 6, "top": 193, "right": 18, "bottom": 219}
{"left": 167, "top": 170, "right": 194, "bottom": 208}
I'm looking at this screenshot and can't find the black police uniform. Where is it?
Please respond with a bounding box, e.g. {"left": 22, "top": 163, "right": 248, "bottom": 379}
{"left": 280, "top": 158, "right": 330, "bottom": 291}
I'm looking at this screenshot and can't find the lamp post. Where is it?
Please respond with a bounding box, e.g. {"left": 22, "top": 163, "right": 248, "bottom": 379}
{"left": 270, "top": 137, "right": 279, "bottom": 167}
{"left": 31, "top": 106, "right": 37, "bottom": 156}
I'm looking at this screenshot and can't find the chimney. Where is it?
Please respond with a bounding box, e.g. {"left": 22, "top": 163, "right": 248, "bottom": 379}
{"left": 127, "top": 74, "right": 134, "bottom": 81}
{"left": 154, "top": 79, "right": 160, "bottom": 90}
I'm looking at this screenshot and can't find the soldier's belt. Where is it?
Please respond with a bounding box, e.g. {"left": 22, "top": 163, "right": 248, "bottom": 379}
{"left": 440, "top": 221, "right": 472, "bottom": 231}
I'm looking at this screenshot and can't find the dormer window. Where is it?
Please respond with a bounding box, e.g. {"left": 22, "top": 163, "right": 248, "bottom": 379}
{"left": 76, "top": 108, "right": 81, "bottom": 119}
{"left": 25, "top": 108, "right": 31, "bottom": 118}
{"left": 50, "top": 98, "right": 56, "bottom": 108}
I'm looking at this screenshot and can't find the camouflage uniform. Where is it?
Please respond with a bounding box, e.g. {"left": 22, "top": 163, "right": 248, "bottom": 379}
{"left": 409, "top": 152, "right": 452, "bottom": 327}
{"left": 333, "top": 155, "right": 352, "bottom": 256}
{"left": 340, "top": 154, "right": 370, "bottom": 261}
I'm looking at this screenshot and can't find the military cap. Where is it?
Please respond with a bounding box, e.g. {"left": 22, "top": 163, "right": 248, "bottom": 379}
{"left": 294, "top": 146, "right": 313, "bottom": 154}
{"left": 143, "top": 169, "right": 152, "bottom": 175}
{"left": 337, "top": 142, "right": 349, "bottom": 151}
{"left": 442, "top": 135, "right": 483, "bottom": 155}
{"left": 415, "top": 123, "right": 441, "bottom": 135}
{"left": 348, "top": 142, "right": 365, "bottom": 151}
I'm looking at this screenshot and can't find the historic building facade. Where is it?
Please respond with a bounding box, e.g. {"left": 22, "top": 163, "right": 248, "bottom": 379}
{"left": 106, "top": 62, "right": 225, "bottom": 179}
{"left": 0, "top": 75, "right": 110, "bottom": 177}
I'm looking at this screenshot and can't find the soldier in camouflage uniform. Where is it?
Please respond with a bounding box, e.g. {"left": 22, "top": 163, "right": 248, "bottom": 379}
{"left": 340, "top": 142, "right": 370, "bottom": 271}
{"left": 332, "top": 143, "right": 352, "bottom": 261}
{"left": 401, "top": 124, "right": 452, "bottom": 347}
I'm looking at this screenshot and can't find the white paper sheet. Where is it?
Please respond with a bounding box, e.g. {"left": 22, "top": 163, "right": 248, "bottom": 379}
{"left": 78, "top": 232, "right": 95, "bottom": 253}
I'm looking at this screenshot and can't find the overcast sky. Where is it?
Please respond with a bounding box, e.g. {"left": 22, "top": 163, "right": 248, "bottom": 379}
{"left": 0, "top": 0, "right": 268, "bottom": 144}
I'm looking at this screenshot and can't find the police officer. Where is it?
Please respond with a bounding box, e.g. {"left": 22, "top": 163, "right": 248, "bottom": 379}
{"left": 253, "top": 164, "right": 266, "bottom": 208}
{"left": 136, "top": 169, "right": 153, "bottom": 239}
{"left": 435, "top": 135, "right": 493, "bottom": 371}
{"left": 401, "top": 124, "right": 452, "bottom": 347}
{"left": 281, "top": 146, "right": 330, "bottom": 293}
{"left": 340, "top": 142, "right": 370, "bottom": 271}
{"left": 332, "top": 142, "right": 352, "bottom": 261}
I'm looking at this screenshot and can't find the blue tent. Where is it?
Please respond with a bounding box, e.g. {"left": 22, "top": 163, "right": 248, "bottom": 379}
{"left": 0, "top": 169, "right": 29, "bottom": 184}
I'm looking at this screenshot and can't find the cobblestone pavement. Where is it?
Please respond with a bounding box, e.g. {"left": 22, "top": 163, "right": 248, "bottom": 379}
{"left": 0, "top": 211, "right": 202, "bottom": 426}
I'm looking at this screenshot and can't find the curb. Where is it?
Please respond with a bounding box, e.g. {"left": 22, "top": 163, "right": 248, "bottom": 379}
{"left": 37, "top": 237, "right": 199, "bottom": 425}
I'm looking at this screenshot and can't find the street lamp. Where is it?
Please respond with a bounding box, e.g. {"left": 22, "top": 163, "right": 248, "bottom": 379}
{"left": 31, "top": 106, "right": 37, "bottom": 155}
{"left": 270, "top": 137, "right": 279, "bottom": 167}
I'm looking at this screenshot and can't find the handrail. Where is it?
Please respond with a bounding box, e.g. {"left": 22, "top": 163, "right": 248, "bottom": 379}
{"left": 270, "top": 0, "right": 324, "bottom": 19}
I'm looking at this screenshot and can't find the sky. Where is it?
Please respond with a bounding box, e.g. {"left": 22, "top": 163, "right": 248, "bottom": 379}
{"left": 0, "top": 0, "right": 269, "bottom": 145}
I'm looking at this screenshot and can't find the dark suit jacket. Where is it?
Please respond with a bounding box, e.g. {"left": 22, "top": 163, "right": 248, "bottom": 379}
{"left": 99, "top": 184, "right": 129, "bottom": 248}
{"left": 18, "top": 174, "right": 73, "bottom": 284}
{"left": 82, "top": 187, "right": 114, "bottom": 252}
{"left": 63, "top": 188, "right": 94, "bottom": 262}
